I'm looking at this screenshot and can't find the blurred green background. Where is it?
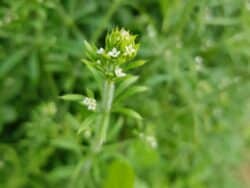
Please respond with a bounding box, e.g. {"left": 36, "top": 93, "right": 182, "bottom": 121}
{"left": 0, "top": 0, "right": 250, "bottom": 187}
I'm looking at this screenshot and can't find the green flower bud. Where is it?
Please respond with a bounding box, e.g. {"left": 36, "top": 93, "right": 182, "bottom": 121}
{"left": 105, "top": 28, "right": 139, "bottom": 63}
{"left": 83, "top": 27, "right": 142, "bottom": 80}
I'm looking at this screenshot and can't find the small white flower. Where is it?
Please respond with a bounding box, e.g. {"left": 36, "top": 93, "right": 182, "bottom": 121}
{"left": 120, "top": 28, "right": 130, "bottom": 39}
{"left": 124, "top": 45, "right": 136, "bottom": 56}
{"left": 146, "top": 136, "right": 158, "bottom": 149}
{"left": 108, "top": 48, "right": 120, "bottom": 58}
{"left": 115, "top": 67, "right": 126, "bottom": 77}
{"left": 195, "top": 56, "right": 203, "bottom": 71}
{"left": 97, "top": 48, "right": 105, "bottom": 54}
{"left": 84, "top": 129, "right": 92, "bottom": 138}
{"left": 195, "top": 56, "right": 203, "bottom": 64}
{"left": 82, "top": 97, "right": 96, "bottom": 111}
{"left": 194, "top": 56, "right": 203, "bottom": 64}
{"left": 138, "top": 133, "right": 158, "bottom": 149}
{"left": 82, "top": 97, "right": 90, "bottom": 105}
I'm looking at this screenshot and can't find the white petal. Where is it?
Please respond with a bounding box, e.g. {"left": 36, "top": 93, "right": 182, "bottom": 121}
{"left": 97, "top": 48, "right": 105, "bottom": 54}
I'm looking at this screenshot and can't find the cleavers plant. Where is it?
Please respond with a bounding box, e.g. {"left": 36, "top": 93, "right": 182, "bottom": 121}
{"left": 61, "top": 28, "right": 147, "bottom": 152}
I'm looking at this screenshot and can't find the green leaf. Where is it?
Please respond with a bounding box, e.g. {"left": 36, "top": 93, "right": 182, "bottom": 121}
{"left": 48, "top": 166, "right": 75, "bottom": 181}
{"left": 77, "top": 115, "right": 96, "bottom": 135}
{"left": 116, "top": 76, "right": 139, "bottom": 97}
{"left": 51, "top": 138, "right": 81, "bottom": 153}
{"left": 59, "top": 94, "right": 84, "bottom": 101}
{"left": 113, "top": 107, "right": 142, "bottom": 120}
{"left": 81, "top": 59, "right": 103, "bottom": 89}
{"left": 109, "top": 117, "right": 124, "bottom": 140}
{"left": 0, "top": 49, "right": 27, "bottom": 79}
{"left": 83, "top": 40, "right": 97, "bottom": 60}
{"left": 81, "top": 59, "right": 92, "bottom": 67}
{"left": 125, "top": 60, "right": 147, "bottom": 70}
{"left": 83, "top": 40, "right": 94, "bottom": 52}
{"left": 103, "top": 160, "right": 135, "bottom": 188}
{"left": 116, "top": 86, "right": 148, "bottom": 102}
{"left": 86, "top": 88, "right": 95, "bottom": 98}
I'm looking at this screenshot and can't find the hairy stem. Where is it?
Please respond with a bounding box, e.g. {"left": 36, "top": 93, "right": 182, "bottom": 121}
{"left": 93, "top": 80, "right": 114, "bottom": 152}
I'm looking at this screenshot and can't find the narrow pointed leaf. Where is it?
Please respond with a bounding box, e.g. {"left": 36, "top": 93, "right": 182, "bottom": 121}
{"left": 113, "top": 107, "right": 142, "bottom": 120}
{"left": 125, "top": 60, "right": 147, "bottom": 70}
{"left": 77, "top": 115, "right": 96, "bottom": 135}
{"left": 116, "top": 86, "right": 148, "bottom": 102}
{"left": 83, "top": 40, "right": 94, "bottom": 52}
{"left": 60, "top": 94, "right": 84, "bottom": 101}
{"left": 86, "top": 88, "right": 95, "bottom": 98}
{"left": 116, "top": 76, "right": 139, "bottom": 97}
{"left": 0, "top": 49, "right": 27, "bottom": 79}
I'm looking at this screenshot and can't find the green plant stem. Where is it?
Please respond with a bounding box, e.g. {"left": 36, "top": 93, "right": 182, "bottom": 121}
{"left": 93, "top": 80, "right": 115, "bottom": 152}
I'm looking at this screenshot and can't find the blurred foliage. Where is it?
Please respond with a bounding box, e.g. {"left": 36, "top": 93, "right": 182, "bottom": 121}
{"left": 0, "top": 0, "right": 250, "bottom": 187}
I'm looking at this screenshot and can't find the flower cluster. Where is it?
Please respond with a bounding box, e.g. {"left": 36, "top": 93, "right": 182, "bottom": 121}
{"left": 145, "top": 136, "right": 158, "bottom": 149}
{"left": 82, "top": 97, "right": 96, "bottom": 111}
{"left": 98, "top": 28, "right": 138, "bottom": 61}
{"left": 194, "top": 56, "right": 203, "bottom": 71}
{"left": 139, "top": 133, "right": 158, "bottom": 149}
{"left": 83, "top": 28, "right": 139, "bottom": 80}
{"left": 115, "top": 67, "right": 126, "bottom": 77}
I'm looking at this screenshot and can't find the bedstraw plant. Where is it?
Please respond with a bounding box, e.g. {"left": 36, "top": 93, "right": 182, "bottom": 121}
{"left": 61, "top": 28, "right": 147, "bottom": 153}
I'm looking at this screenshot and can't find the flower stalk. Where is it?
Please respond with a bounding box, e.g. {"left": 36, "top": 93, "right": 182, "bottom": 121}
{"left": 93, "top": 80, "right": 114, "bottom": 152}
